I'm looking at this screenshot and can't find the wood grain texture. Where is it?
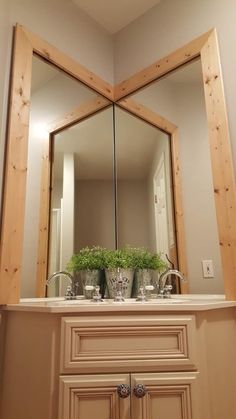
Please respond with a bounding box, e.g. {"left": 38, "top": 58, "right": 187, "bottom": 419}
{"left": 0, "top": 25, "right": 33, "bottom": 304}
{"left": 49, "top": 96, "right": 111, "bottom": 133}
{"left": 201, "top": 30, "right": 236, "bottom": 299}
{"left": 35, "top": 135, "right": 51, "bottom": 297}
{"left": 19, "top": 24, "right": 114, "bottom": 101}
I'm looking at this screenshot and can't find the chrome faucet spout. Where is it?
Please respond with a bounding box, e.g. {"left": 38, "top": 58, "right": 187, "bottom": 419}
{"left": 46, "top": 270, "right": 76, "bottom": 299}
{"left": 46, "top": 270, "right": 73, "bottom": 286}
{"left": 158, "top": 269, "right": 186, "bottom": 298}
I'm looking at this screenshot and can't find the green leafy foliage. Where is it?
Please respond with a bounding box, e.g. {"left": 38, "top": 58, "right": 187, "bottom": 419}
{"left": 66, "top": 246, "right": 168, "bottom": 272}
{"left": 148, "top": 252, "right": 168, "bottom": 272}
{"left": 103, "top": 248, "right": 136, "bottom": 269}
{"left": 66, "top": 246, "right": 106, "bottom": 272}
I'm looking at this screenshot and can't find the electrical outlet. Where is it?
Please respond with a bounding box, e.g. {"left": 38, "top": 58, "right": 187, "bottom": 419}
{"left": 202, "top": 260, "right": 214, "bottom": 278}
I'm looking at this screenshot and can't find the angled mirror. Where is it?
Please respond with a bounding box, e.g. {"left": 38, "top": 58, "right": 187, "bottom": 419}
{"left": 21, "top": 54, "right": 113, "bottom": 297}
{"left": 121, "top": 58, "right": 224, "bottom": 293}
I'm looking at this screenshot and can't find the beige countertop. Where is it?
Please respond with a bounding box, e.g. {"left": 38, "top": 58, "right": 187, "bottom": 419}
{"left": 3, "top": 294, "right": 236, "bottom": 313}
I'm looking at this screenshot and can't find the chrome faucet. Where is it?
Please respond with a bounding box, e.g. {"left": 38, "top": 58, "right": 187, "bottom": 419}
{"left": 157, "top": 269, "right": 186, "bottom": 298}
{"left": 46, "top": 271, "right": 77, "bottom": 300}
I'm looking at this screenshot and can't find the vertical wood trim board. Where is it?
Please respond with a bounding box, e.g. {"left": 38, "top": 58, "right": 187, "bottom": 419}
{"left": 0, "top": 26, "right": 33, "bottom": 303}
{"left": 200, "top": 30, "right": 236, "bottom": 299}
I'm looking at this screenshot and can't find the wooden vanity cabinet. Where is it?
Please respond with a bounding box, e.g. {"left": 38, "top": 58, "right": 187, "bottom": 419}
{"left": 58, "top": 314, "right": 200, "bottom": 419}
{"left": 1, "top": 307, "right": 236, "bottom": 419}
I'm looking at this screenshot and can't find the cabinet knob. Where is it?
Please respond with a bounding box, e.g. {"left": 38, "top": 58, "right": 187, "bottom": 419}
{"left": 133, "top": 384, "right": 147, "bottom": 398}
{"left": 117, "top": 384, "right": 131, "bottom": 398}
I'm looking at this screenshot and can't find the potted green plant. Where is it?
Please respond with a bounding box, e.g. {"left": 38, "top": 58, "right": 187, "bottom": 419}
{"left": 149, "top": 252, "right": 168, "bottom": 293}
{"left": 103, "top": 247, "right": 136, "bottom": 298}
{"left": 66, "top": 246, "right": 106, "bottom": 298}
{"left": 131, "top": 248, "right": 168, "bottom": 297}
{"left": 130, "top": 247, "right": 153, "bottom": 297}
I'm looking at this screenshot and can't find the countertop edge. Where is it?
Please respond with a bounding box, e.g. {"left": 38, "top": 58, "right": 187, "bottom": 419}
{"left": 2, "top": 300, "right": 236, "bottom": 313}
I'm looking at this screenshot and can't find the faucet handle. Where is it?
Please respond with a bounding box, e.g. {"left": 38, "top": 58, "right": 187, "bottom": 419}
{"left": 136, "top": 286, "right": 147, "bottom": 302}
{"left": 65, "top": 285, "right": 76, "bottom": 300}
{"left": 91, "top": 286, "right": 103, "bottom": 303}
{"left": 163, "top": 284, "right": 173, "bottom": 298}
{"left": 84, "top": 285, "right": 103, "bottom": 302}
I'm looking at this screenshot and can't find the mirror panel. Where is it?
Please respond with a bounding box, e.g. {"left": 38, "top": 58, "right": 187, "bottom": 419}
{"left": 115, "top": 106, "right": 177, "bottom": 265}
{"left": 21, "top": 55, "right": 110, "bottom": 298}
{"left": 49, "top": 107, "right": 115, "bottom": 284}
{"left": 128, "top": 59, "right": 223, "bottom": 293}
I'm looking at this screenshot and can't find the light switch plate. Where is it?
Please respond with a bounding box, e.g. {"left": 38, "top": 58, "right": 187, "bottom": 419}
{"left": 202, "top": 260, "right": 214, "bottom": 278}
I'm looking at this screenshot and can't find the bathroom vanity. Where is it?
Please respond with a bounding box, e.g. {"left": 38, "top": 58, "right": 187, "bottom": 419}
{"left": 1, "top": 296, "right": 236, "bottom": 419}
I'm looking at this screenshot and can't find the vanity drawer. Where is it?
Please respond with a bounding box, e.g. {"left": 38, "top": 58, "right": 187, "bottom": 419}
{"left": 60, "top": 315, "right": 197, "bottom": 373}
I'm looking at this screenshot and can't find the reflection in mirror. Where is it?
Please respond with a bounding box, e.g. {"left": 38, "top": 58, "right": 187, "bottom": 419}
{"left": 48, "top": 107, "right": 115, "bottom": 296}
{"left": 115, "top": 106, "right": 177, "bottom": 267}
{"left": 130, "top": 58, "right": 223, "bottom": 294}
{"left": 21, "top": 54, "right": 108, "bottom": 298}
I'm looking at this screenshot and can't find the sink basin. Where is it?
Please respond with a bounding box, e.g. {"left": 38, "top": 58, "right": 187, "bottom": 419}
{"left": 122, "top": 298, "right": 190, "bottom": 304}
{"left": 48, "top": 297, "right": 191, "bottom": 306}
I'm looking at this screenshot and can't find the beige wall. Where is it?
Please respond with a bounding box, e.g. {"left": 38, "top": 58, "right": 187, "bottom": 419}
{"left": 75, "top": 180, "right": 116, "bottom": 251}
{"left": 117, "top": 180, "right": 149, "bottom": 249}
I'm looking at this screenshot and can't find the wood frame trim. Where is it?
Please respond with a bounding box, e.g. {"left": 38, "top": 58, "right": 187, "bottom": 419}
{"left": 0, "top": 24, "right": 113, "bottom": 304}
{"left": 116, "top": 28, "right": 236, "bottom": 299}
{"left": 114, "top": 29, "right": 213, "bottom": 100}
{"left": 36, "top": 97, "right": 111, "bottom": 297}
{"left": 1, "top": 25, "right": 235, "bottom": 302}
{"left": 118, "top": 98, "right": 188, "bottom": 293}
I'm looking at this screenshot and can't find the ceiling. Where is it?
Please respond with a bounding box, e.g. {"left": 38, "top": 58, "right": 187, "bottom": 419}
{"left": 72, "top": 0, "right": 161, "bottom": 34}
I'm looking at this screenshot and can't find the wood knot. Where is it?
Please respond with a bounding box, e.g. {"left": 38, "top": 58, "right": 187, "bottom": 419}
{"left": 214, "top": 188, "right": 219, "bottom": 194}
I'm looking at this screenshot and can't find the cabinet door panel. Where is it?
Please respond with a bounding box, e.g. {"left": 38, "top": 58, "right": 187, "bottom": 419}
{"left": 131, "top": 372, "right": 200, "bottom": 419}
{"left": 59, "top": 374, "right": 130, "bottom": 419}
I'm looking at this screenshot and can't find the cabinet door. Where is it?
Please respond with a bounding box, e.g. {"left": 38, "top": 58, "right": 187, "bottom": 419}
{"left": 59, "top": 373, "right": 130, "bottom": 419}
{"left": 131, "top": 372, "right": 200, "bottom": 419}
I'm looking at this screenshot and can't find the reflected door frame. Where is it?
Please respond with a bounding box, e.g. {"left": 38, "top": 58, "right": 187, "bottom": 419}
{"left": 153, "top": 152, "right": 169, "bottom": 257}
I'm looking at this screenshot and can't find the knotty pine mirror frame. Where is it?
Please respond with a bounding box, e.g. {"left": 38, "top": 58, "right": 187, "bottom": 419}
{"left": 0, "top": 24, "right": 235, "bottom": 303}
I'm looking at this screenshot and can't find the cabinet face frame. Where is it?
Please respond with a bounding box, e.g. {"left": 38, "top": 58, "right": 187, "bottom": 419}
{"left": 1, "top": 25, "right": 235, "bottom": 303}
